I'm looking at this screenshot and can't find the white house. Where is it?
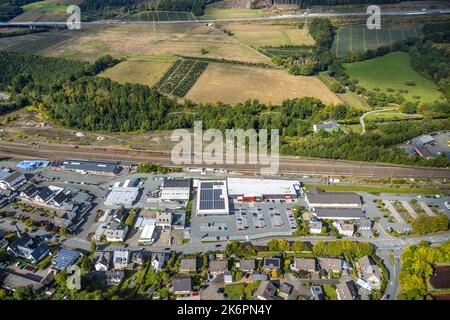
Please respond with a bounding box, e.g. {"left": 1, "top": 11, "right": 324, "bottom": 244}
{"left": 150, "top": 252, "right": 166, "bottom": 271}
{"left": 93, "top": 251, "right": 111, "bottom": 271}
{"left": 113, "top": 250, "right": 130, "bottom": 270}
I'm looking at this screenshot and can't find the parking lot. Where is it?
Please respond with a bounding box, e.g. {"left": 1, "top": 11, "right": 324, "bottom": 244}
{"left": 190, "top": 200, "right": 298, "bottom": 243}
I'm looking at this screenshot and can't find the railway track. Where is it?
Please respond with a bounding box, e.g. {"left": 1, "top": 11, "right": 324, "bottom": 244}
{"left": 0, "top": 142, "right": 448, "bottom": 178}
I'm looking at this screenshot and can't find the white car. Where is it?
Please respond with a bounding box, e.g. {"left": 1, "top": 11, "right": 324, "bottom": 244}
{"left": 444, "top": 202, "right": 450, "bottom": 210}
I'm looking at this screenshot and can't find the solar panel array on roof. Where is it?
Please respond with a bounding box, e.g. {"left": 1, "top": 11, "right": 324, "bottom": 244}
{"left": 52, "top": 248, "right": 81, "bottom": 271}
{"left": 199, "top": 182, "right": 225, "bottom": 210}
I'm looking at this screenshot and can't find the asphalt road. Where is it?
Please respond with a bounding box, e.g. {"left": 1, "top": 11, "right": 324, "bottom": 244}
{"left": 1, "top": 142, "right": 449, "bottom": 178}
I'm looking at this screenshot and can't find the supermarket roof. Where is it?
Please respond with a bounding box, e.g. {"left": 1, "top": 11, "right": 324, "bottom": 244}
{"left": 227, "top": 178, "right": 299, "bottom": 197}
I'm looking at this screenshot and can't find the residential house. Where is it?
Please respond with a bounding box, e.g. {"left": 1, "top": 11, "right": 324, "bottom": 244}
{"left": 333, "top": 221, "right": 355, "bottom": 237}
{"left": 311, "top": 286, "right": 324, "bottom": 300}
{"left": 130, "top": 252, "right": 145, "bottom": 269}
{"left": 254, "top": 280, "right": 281, "bottom": 300}
{"left": 318, "top": 257, "right": 343, "bottom": 273}
{"left": 336, "top": 280, "right": 359, "bottom": 300}
{"left": 291, "top": 257, "right": 317, "bottom": 273}
{"left": 113, "top": 250, "right": 130, "bottom": 270}
{"left": 35, "top": 187, "right": 56, "bottom": 204}
{"left": 262, "top": 257, "right": 281, "bottom": 274}
{"left": 209, "top": 260, "right": 229, "bottom": 275}
{"left": 93, "top": 251, "right": 111, "bottom": 271}
{"left": 179, "top": 257, "right": 197, "bottom": 273}
{"left": 7, "top": 233, "right": 49, "bottom": 264}
{"left": 238, "top": 259, "right": 255, "bottom": 273}
{"left": 0, "top": 171, "right": 27, "bottom": 190}
{"left": 313, "top": 121, "right": 339, "bottom": 133}
{"left": 279, "top": 282, "right": 294, "bottom": 299}
{"left": 105, "top": 270, "right": 125, "bottom": 285}
{"left": 358, "top": 255, "right": 382, "bottom": 289}
{"left": 105, "top": 222, "right": 128, "bottom": 242}
{"left": 150, "top": 252, "right": 166, "bottom": 271}
{"left": 20, "top": 184, "right": 39, "bottom": 200}
{"left": 172, "top": 277, "right": 192, "bottom": 294}
{"left": 309, "top": 221, "right": 323, "bottom": 234}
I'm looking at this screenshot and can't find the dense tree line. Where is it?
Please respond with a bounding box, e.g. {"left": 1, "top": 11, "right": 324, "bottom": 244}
{"left": 0, "top": 0, "right": 37, "bottom": 21}
{"left": 1, "top": 51, "right": 448, "bottom": 167}
{"left": 411, "top": 214, "right": 449, "bottom": 235}
{"left": 156, "top": 0, "right": 220, "bottom": 16}
{"left": 272, "top": 18, "right": 334, "bottom": 76}
{"left": 398, "top": 241, "right": 450, "bottom": 300}
{"left": 312, "top": 240, "right": 374, "bottom": 260}
{"left": 297, "top": 0, "right": 434, "bottom": 7}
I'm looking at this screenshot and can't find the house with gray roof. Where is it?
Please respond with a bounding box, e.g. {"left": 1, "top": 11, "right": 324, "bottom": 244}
{"left": 209, "top": 259, "right": 229, "bottom": 275}
{"left": 291, "top": 257, "right": 317, "bottom": 273}
{"left": 172, "top": 277, "right": 192, "bottom": 294}
{"left": 358, "top": 256, "right": 382, "bottom": 289}
{"left": 318, "top": 257, "right": 343, "bottom": 273}
{"left": 313, "top": 121, "right": 339, "bottom": 133}
{"left": 150, "top": 252, "right": 166, "bottom": 271}
{"left": 180, "top": 257, "right": 197, "bottom": 273}
{"left": 93, "top": 251, "right": 111, "bottom": 271}
{"left": 262, "top": 257, "right": 281, "bottom": 273}
{"left": 254, "top": 280, "right": 282, "bottom": 300}
{"left": 336, "top": 280, "right": 359, "bottom": 300}
{"left": 238, "top": 259, "right": 256, "bottom": 273}
{"left": 0, "top": 171, "right": 27, "bottom": 191}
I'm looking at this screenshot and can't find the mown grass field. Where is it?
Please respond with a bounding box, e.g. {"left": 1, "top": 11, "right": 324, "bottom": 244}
{"left": 225, "top": 23, "right": 314, "bottom": 48}
{"left": 125, "top": 11, "right": 194, "bottom": 22}
{"left": 364, "top": 112, "right": 423, "bottom": 122}
{"left": 22, "top": 1, "right": 70, "bottom": 13}
{"left": 185, "top": 62, "right": 342, "bottom": 105}
{"left": 46, "top": 24, "right": 268, "bottom": 63}
{"left": 344, "top": 52, "right": 442, "bottom": 103}
{"left": 99, "top": 56, "right": 175, "bottom": 87}
{"left": 331, "top": 25, "right": 422, "bottom": 58}
{"left": 306, "top": 184, "right": 444, "bottom": 196}
{"left": 200, "top": 8, "right": 265, "bottom": 19}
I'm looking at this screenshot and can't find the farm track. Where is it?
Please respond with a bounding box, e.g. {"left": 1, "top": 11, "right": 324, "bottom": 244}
{"left": 0, "top": 142, "right": 448, "bottom": 178}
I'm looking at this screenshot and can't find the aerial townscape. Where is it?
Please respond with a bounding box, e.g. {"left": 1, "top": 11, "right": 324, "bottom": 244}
{"left": 0, "top": 0, "right": 449, "bottom": 305}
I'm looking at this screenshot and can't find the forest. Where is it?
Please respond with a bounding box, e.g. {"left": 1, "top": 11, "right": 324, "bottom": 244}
{"left": 0, "top": 0, "right": 36, "bottom": 21}
{"left": 0, "top": 50, "right": 449, "bottom": 167}
{"left": 398, "top": 241, "right": 450, "bottom": 300}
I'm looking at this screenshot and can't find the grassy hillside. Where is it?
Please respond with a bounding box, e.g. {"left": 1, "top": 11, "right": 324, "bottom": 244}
{"left": 344, "top": 52, "right": 442, "bottom": 103}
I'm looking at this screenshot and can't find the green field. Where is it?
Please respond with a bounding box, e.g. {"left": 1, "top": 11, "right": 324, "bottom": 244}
{"left": 22, "top": 1, "right": 69, "bottom": 13}
{"left": 200, "top": 8, "right": 265, "bottom": 20}
{"left": 344, "top": 52, "right": 442, "bottom": 103}
{"left": 331, "top": 25, "right": 422, "bottom": 58}
{"left": 259, "top": 45, "right": 313, "bottom": 58}
{"left": 306, "top": 184, "right": 444, "bottom": 196}
{"left": 125, "top": 11, "right": 194, "bottom": 22}
{"left": 365, "top": 112, "right": 423, "bottom": 122}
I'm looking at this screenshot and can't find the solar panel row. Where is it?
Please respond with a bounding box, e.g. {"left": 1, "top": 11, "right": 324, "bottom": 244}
{"left": 198, "top": 182, "right": 225, "bottom": 210}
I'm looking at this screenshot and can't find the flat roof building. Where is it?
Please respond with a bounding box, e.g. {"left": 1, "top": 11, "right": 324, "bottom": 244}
{"left": 227, "top": 178, "right": 299, "bottom": 202}
{"left": 160, "top": 178, "right": 192, "bottom": 201}
{"left": 55, "top": 160, "right": 120, "bottom": 175}
{"left": 196, "top": 180, "right": 229, "bottom": 216}
{"left": 313, "top": 208, "right": 364, "bottom": 220}
{"left": 306, "top": 188, "right": 362, "bottom": 208}
{"left": 138, "top": 224, "right": 156, "bottom": 244}
{"left": 104, "top": 183, "right": 139, "bottom": 207}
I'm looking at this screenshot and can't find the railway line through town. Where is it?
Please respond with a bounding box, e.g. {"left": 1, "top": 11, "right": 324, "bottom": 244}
{"left": 0, "top": 142, "right": 448, "bottom": 178}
